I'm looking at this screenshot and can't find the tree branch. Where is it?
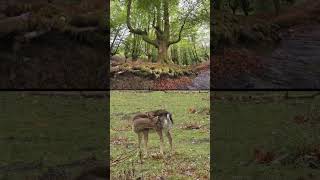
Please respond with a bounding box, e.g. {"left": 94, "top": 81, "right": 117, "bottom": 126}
{"left": 126, "top": 0, "right": 158, "bottom": 47}
{"left": 142, "top": 34, "right": 158, "bottom": 47}
{"left": 151, "top": 5, "right": 163, "bottom": 36}
{"left": 163, "top": 0, "right": 170, "bottom": 38}
{"left": 168, "top": 13, "right": 188, "bottom": 46}
{"left": 168, "top": 1, "right": 198, "bottom": 46}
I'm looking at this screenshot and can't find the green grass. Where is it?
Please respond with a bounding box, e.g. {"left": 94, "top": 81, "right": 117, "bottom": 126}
{"left": 110, "top": 91, "right": 210, "bottom": 179}
{"left": 0, "top": 92, "right": 106, "bottom": 179}
{"left": 213, "top": 91, "right": 320, "bottom": 180}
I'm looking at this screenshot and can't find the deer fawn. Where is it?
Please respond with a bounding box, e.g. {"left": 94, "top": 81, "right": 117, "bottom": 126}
{"left": 132, "top": 109, "right": 173, "bottom": 157}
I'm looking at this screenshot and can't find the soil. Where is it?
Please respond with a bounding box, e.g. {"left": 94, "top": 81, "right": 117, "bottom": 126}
{"left": 251, "top": 24, "right": 320, "bottom": 88}
{"left": 214, "top": 0, "right": 320, "bottom": 89}
{"left": 0, "top": 32, "right": 106, "bottom": 89}
{"left": 0, "top": 1, "right": 107, "bottom": 89}
{"left": 188, "top": 70, "right": 210, "bottom": 90}
{"left": 111, "top": 61, "right": 210, "bottom": 90}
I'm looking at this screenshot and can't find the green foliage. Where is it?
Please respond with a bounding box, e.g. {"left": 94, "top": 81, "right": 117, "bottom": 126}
{"left": 135, "top": 0, "right": 161, "bottom": 11}
{"left": 168, "top": 35, "right": 208, "bottom": 66}
{"left": 111, "top": 0, "right": 210, "bottom": 65}
{"left": 110, "top": 0, "right": 127, "bottom": 29}
{"left": 228, "top": 0, "right": 240, "bottom": 14}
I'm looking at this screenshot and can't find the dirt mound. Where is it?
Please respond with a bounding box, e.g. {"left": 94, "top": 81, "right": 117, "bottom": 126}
{"left": 213, "top": 49, "right": 263, "bottom": 88}
{"left": 236, "top": 24, "right": 320, "bottom": 89}
{"left": 111, "top": 61, "right": 209, "bottom": 90}
{"left": 0, "top": 1, "right": 107, "bottom": 89}
{"left": 213, "top": 10, "right": 280, "bottom": 49}
{"left": 111, "top": 61, "right": 194, "bottom": 79}
{"left": 0, "top": 32, "right": 106, "bottom": 89}
{"left": 272, "top": 0, "right": 320, "bottom": 28}
{"left": 152, "top": 76, "right": 194, "bottom": 90}
{"left": 213, "top": 1, "right": 320, "bottom": 89}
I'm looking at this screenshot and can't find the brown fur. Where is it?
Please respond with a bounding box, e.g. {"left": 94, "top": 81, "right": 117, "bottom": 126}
{"left": 132, "top": 110, "right": 173, "bottom": 157}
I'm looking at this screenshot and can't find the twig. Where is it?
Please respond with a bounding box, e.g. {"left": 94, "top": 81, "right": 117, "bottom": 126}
{"left": 111, "top": 149, "right": 138, "bottom": 166}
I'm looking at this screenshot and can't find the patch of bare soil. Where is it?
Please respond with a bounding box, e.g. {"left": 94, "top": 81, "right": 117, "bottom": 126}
{"left": 213, "top": 49, "right": 264, "bottom": 88}
{"left": 252, "top": 24, "right": 320, "bottom": 88}
{"left": 214, "top": 1, "right": 320, "bottom": 89}
{"left": 188, "top": 60, "right": 210, "bottom": 90}
{"left": 110, "top": 72, "right": 156, "bottom": 90}
{"left": 0, "top": 1, "right": 107, "bottom": 89}
{"left": 111, "top": 61, "right": 210, "bottom": 90}
{"left": 272, "top": 0, "right": 320, "bottom": 28}
{"left": 152, "top": 76, "right": 194, "bottom": 90}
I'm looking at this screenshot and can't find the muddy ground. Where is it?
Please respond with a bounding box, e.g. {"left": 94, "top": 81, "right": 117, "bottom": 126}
{"left": 213, "top": 0, "right": 320, "bottom": 89}
{"left": 110, "top": 60, "right": 210, "bottom": 90}
{"left": 0, "top": 1, "right": 107, "bottom": 89}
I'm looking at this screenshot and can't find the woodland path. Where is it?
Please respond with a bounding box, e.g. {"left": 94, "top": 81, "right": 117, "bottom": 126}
{"left": 246, "top": 24, "right": 320, "bottom": 89}
{"left": 188, "top": 70, "right": 210, "bottom": 90}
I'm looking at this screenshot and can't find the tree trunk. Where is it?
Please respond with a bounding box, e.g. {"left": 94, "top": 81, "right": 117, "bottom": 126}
{"left": 214, "top": 0, "right": 222, "bottom": 10}
{"left": 157, "top": 41, "right": 168, "bottom": 63}
{"left": 240, "top": 0, "right": 250, "bottom": 16}
{"left": 126, "top": 0, "right": 189, "bottom": 64}
{"left": 111, "top": 27, "right": 121, "bottom": 54}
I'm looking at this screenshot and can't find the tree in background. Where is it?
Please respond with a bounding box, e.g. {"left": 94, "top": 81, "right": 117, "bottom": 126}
{"left": 126, "top": 0, "right": 201, "bottom": 64}
{"left": 214, "top": 0, "right": 223, "bottom": 10}
{"left": 240, "top": 0, "right": 252, "bottom": 16}
{"left": 110, "top": 0, "right": 209, "bottom": 66}
{"left": 110, "top": 0, "right": 127, "bottom": 55}
{"left": 228, "top": 0, "right": 239, "bottom": 14}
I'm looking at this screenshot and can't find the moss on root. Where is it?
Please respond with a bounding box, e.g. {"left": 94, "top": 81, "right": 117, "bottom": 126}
{"left": 111, "top": 61, "right": 195, "bottom": 79}
{"left": 1, "top": 2, "right": 106, "bottom": 33}
{"left": 213, "top": 10, "right": 280, "bottom": 48}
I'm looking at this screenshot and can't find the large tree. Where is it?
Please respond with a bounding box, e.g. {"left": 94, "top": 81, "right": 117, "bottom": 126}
{"left": 126, "top": 0, "right": 198, "bottom": 63}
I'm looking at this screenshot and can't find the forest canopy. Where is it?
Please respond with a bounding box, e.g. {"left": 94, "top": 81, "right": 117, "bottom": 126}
{"left": 111, "top": 0, "right": 209, "bottom": 65}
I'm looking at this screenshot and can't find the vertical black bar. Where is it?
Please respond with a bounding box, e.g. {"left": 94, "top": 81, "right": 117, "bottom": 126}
{"left": 106, "top": 91, "right": 110, "bottom": 179}
{"left": 106, "top": 0, "right": 110, "bottom": 91}
{"left": 106, "top": 0, "right": 111, "bottom": 178}
{"left": 210, "top": 0, "right": 215, "bottom": 90}
{"left": 210, "top": 1, "right": 214, "bottom": 178}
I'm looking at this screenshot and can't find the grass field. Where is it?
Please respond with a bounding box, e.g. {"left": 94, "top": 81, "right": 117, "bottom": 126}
{"left": 213, "top": 91, "right": 320, "bottom": 180}
{"left": 110, "top": 91, "right": 210, "bottom": 179}
{"left": 0, "top": 92, "right": 107, "bottom": 179}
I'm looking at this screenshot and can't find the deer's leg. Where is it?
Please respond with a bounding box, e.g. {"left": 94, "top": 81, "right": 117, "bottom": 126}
{"left": 137, "top": 132, "right": 142, "bottom": 153}
{"left": 166, "top": 131, "right": 173, "bottom": 153}
{"left": 157, "top": 130, "right": 164, "bottom": 155}
{"left": 143, "top": 130, "right": 149, "bottom": 157}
